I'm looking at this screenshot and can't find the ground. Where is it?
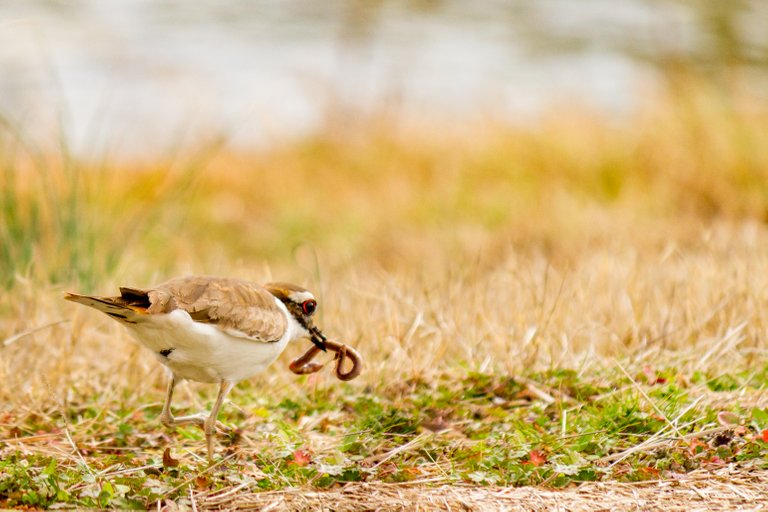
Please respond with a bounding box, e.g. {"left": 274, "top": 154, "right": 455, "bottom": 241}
{"left": 197, "top": 468, "right": 768, "bottom": 511}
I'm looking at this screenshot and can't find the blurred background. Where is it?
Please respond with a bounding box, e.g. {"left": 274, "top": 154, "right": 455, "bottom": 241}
{"left": 2, "top": 1, "right": 768, "bottom": 387}
{"left": 2, "top": 0, "right": 768, "bottom": 289}
{"left": 2, "top": 1, "right": 766, "bottom": 157}
{"left": 0, "top": 0, "right": 768, "bottom": 286}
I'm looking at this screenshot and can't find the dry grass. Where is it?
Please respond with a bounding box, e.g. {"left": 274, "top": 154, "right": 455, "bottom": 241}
{"left": 3, "top": 218, "right": 768, "bottom": 400}
{"left": 1, "top": 84, "right": 768, "bottom": 508}
{"left": 186, "top": 464, "right": 768, "bottom": 511}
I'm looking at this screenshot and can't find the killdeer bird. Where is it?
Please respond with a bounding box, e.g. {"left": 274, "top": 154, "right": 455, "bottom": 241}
{"left": 65, "top": 275, "right": 359, "bottom": 461}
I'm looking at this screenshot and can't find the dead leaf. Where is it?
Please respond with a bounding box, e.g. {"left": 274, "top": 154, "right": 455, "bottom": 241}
{"left": 422, "top": 415, "right": 451, "bottom": 433}
{"left": 162, "top": 447, "right": 180, "bottom": 468}
{"left": 376, "top": 462, "right": 397, "bottom": 479}
{"left": 687, "top": 438, "right": 707, "bottom": 454}
{"left": 641, "top": 366, "right": 667, "bottom": 385}
{"left": 525, "top": 449, "right": 546, "bottom": 467}
{"left": 194, "top": 476, "right": 210, "bottom": 490}
{"left": 717, "top": 411, "right": 740, "bottom": 426}
{"left": 290, "top": 448, "right": 311, "bottom": 467}
{"left": 638, "top": 466, "right": 660, "bottom": 478}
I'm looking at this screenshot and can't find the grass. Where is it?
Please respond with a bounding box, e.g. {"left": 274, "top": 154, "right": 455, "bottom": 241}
{"left": 1, "top": 369, "right": 767, "bottom": 508}
{"left": 1, "top": 82, "right": 768, "bottom": 508}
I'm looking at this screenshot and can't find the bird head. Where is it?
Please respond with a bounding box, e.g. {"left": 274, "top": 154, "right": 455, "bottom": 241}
{"left": 264, "top": 282, "right": 327, "bottom": 351}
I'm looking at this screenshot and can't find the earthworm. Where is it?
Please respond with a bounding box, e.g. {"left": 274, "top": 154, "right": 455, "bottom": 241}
{"left": 289, "top": 339, "right": 362, "bottom": 381}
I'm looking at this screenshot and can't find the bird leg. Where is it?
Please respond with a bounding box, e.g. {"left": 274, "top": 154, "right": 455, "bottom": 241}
{"left": 289, "top": 340, "right": 363, "bottom": 381}
{"left": 204, "top": 380, "right": 234, "bottom": 462}
{"left": 159, "top": 375, "right": 182, "bottom": 426}
{"left": 159, "top": 375, "right": 207, "bottom": 427}
{"left": 159, "top": 374, "right": 231, "bottom": 445}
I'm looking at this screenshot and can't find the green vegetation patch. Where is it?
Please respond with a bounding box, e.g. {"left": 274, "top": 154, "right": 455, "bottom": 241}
{"left": 1, "top": 368, "right": 767, "bottom": 508}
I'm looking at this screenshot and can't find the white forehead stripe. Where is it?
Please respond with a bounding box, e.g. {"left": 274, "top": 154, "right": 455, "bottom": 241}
{"left": 288, "top": 290, "right": 315, "bottom": 303}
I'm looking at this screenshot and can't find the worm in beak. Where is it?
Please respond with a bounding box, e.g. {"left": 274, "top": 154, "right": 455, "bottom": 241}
{"left": 289, "top": 334, "right": 363, "bottom": 381}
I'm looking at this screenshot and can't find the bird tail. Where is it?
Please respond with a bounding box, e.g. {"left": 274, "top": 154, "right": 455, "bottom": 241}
{"left": 64, "top": 291, "right": 149, "bottom": 324}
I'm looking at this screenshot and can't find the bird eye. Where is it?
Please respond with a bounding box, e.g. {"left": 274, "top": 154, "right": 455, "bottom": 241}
{"left": 302, "top": 300, "right": 317, "bottom": 315}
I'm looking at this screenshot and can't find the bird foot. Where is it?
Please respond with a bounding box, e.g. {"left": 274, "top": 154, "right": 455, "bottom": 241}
{"left": 167, "top": 412, "right": 208, "bottom": 427}
{"left": 162, "top": 413, "right": 231, "bottom": 434}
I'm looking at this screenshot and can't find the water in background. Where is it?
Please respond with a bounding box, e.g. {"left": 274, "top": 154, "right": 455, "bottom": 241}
{"left": 0, "top": 1, "right": 765, "bottom": 157}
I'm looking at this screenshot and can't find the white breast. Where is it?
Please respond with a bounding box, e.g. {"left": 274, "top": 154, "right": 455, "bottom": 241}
{"left": 124, "top": 298, "right": 305, "bottom": 383}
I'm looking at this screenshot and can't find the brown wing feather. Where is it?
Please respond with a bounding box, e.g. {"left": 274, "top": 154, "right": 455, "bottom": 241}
{"left": 147, "top": 276, "right": 287, "bottom": 343}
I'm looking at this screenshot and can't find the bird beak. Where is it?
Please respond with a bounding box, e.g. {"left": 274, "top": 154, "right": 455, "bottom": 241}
{"left": 309, "top": 325, "right": 328, "bottom": 352}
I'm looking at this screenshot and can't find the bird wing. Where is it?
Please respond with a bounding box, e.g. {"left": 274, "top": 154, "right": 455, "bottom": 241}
{"left": 145, "top": 276, "right": 288, "bottom": 343}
